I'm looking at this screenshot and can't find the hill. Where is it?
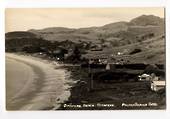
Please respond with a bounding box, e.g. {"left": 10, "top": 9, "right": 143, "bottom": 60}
{"left": 129, "top": 15, "right": 164, "bottom": 26}
{"left": 5, "top": 31, "right": 38, "bottom": 40}
{"left": 5, "top": 15, "right": 165, "bottom": 64}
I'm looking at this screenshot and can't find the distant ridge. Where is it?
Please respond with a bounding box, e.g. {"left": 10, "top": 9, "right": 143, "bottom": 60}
{"left": 5, "top": 15, "right": 165, "bottom": 64}
{"left": 129, "top": 15, "right": 164, "bottom": 26}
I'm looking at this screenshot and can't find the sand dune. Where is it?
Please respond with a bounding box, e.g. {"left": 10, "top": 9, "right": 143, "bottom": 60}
{"left": 6, "top": 53, "right": 72, "bottom": 110}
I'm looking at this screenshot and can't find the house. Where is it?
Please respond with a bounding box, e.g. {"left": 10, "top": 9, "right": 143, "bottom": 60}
{"left": 106, "top": 63, "right": 110, "bottom": 70}
{"left": 90, "top": 44, "right": 103, "bottom": 51}
{"left": 64, "top": 49, "right": 73, "bottom": 59}
{"left": 138, "top": 73, "right": 159, "bottom": 81}
{"left": 117, "top": 52, "right": 123, "bottom": 55}
{"left": 151, "top": 81, "right": 165, "bottom": 91}
{"left": 90, "top": 48, "right": 103, "bottom": 51}
{"left": 82, "top": 53, "right": 108, "bottom": 64}
{"left": 105, "top": 63, "right": 116, "bottom": 70}
{"left": 138, "top": 74, "right": 151, "bottom": 81}
{"left": 48, "top": 48, "right": 68, "bottom": 61}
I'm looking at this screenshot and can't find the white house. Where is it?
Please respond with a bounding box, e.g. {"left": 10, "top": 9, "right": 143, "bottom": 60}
{"left": 138, "top": 73, "right": 159, "bottom": 82}
{"left": 151, "top": 81, "right": 165, "bottom": 91}
{"left": 138, "top": 74, "right": 151, "bottom": 81}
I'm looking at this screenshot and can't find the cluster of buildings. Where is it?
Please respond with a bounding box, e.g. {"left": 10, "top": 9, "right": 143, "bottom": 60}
{"left": 138, "top": 73, "right": 165, "bottom": 92}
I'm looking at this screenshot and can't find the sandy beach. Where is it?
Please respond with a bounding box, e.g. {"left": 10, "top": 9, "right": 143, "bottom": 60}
{"left": 6, "top": 53, "right": 72, "bottom": 110}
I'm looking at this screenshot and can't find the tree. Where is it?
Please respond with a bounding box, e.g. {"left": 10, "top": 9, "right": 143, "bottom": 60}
{"left": 73, "top": 46, "right": 81, "bottom": 61}
{"left": 66, "top": 46, "right": 82, "bottom": 63}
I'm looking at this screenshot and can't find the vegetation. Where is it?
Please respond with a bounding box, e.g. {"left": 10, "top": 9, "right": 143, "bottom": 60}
{"left": 5, "top": 15, "right": 165, "bottom": 64}
{"left": 129, "top": 48, "right": 142, "bottom": 55}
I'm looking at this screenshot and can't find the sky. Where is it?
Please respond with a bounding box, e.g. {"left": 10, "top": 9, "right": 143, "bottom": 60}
{"left": 5, "top": 8, "right": 164, "bottom": 32}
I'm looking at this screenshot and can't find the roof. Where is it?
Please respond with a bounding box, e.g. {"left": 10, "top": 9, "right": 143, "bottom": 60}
{"left": 138, "top": 74, "right": 150, "bottom": 78}
{"left": 82, "top": 53, "right": 109, "bottom": 59}
{"left": 152, "top": 81, "right": 165, "bottom": 86}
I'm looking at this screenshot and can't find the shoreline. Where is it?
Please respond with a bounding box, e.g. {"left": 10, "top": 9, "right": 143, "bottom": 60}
{"left": 6, "top": 53, "right": 165, "bottom": 110}
{"left": 6, "top": 53, "right": 73, "bottom": 110}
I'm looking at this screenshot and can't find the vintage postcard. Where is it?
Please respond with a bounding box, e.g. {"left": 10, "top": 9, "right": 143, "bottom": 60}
{"left": 5, "top": 8, "right": 165, "bottom": 110}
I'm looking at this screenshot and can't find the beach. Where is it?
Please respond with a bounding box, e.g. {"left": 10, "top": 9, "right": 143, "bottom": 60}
{"left": 6, "top": 53, "right": 72, "bottom": 110}
{"left": 5, "top": 53, "right": 165, "bottom": 110}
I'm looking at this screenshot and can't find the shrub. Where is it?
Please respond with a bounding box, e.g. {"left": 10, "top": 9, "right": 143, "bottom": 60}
{"left": 129, "top": 48, "right": 142, "bottom": 55}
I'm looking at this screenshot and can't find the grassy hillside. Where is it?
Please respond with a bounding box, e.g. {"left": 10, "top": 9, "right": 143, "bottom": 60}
{"left": 5, "top": 31, "right": 38, "bottom": 40}
{"left": 28, "top": 15, "right": 164, "bottom": 45}
{"left": 5, "top": 15, "right": 165, "bottom": 64}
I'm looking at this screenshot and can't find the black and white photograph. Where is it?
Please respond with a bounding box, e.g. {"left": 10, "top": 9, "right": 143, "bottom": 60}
{"left": 5, "top": 8, "right": 166, "bottom": 110}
